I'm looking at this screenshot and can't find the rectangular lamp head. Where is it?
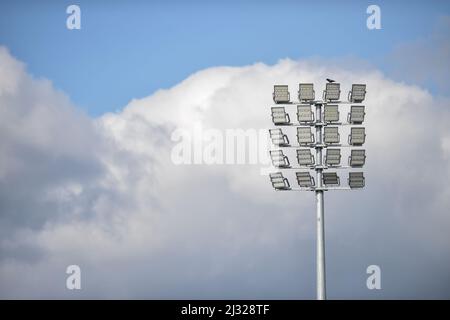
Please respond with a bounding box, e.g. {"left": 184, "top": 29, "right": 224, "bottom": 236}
{"left": 349, "top": 84, "right": 366, "bottom": 103}
{"left": 297, "top": 127, "right": 314, "bottom": 145}
{"left": 322, "top": 172, "right": 340, "bottom": 186}
{"left": 269, "top": 129, "right": 290, "bottom": 147}
{"left": 297, "top": 104, "right": 314, "bottom": 123}
{"left": 324, "top": 127, "right": 340, "bottom": 144}
{"left": 325, "top": 148, "right": 341, "bottom": 166}
{"left": 296, "top": 172, "right": 315, "bottom": 188}
{"left": 349, "top": 149, "right": 366, "bottom": 167}
{"left": 270, "top": 172, "right": 291, "bottom": 190}
{"left": 324, "top": 83, "right": 341, "bottom": 101}
{"left": 348, "top": 105, "right": 365, "bottom": 124}
{"left": 270, "top": 150, "right": 290, "bottom": 168}
{"left": 271, "top": 107, "right": 290, "bottom": 125}
{"left": 273, "top": 85, "right": 290, "bottom": 103}
{"left": 297, "top": 149, "right": 315, "bottom": 166}
{"left": 298, "top": 83, "right": 315, "bottom": 101}
{"left": 349, "top": 172, "right": 365, "bottom": 188}
{"left": 349, "top": 127, "right": 366, "bottom": 145}
{"left": 324, "top": 105, "right": 339, "bottom": 123}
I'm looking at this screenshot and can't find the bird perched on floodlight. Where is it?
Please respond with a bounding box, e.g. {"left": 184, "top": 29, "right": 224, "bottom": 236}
{"left": 326, "top": 78, "right": 335, "bottom": 83}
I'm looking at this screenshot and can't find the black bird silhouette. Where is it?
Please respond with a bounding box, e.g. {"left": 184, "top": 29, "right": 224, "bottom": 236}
{"left": 326, "top": 78, "right": 335, "bottom": 83}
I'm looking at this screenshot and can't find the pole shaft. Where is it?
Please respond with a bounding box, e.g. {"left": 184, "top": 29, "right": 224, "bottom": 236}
{"left": 316, "top": 190, "right": 326, "bottom": 299}
{"left": 315, "top": 103, "right": 326, "bottom": 300}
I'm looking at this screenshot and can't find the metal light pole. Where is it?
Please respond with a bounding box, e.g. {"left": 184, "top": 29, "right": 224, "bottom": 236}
{"left": 269, "top": 82, "right": 366, "bottom": 300}
{"left": 315, "top": 102, "right": 326, "bottom": 300}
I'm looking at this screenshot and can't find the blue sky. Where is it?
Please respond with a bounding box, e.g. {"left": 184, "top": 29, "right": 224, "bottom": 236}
{"left": 0, "top": 0, "right": 449, "bottom": 116}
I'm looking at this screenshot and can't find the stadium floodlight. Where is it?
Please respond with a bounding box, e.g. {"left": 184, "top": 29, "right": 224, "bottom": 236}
{"left": 297, "top": 149, "right": 315, "bottom": 166}
{"left": 298, "top": 83, "right": 315, "bottom": 102}
{"left": 270, "top": 150, "right": 291, "bottom": 168}
{"left": 325, "top": 148, "right": 341, "bottom": 166}
{"left": 324, "top": 127, "right": 340, "bottom": 145}
{"left": 268, "top": 81, "right": 368, "bottom": 301}
{"left": 273, "top": 85, "right": 290, "bottom": 103}
{"left": 347, "top": 105, "right": 365, "bottom": 124}
{"left": 348, "top": 127, "right": 366, "bottom": 145}
{"left": 270, "top": 172, "right": 291, "bottom": 190}
{"left": 323, "top": 83, "right": 340, "bottom": 101}
{"left": 269, "top": 129, "right": 290, "bottom": 147}
{"left": 349, "top": 149, "right": 366, "bottom": 167}
{"left": 297, "top": 127, "right": 315, "bottom": 145}
{"left": 348, "top": 84, "right": 366, "bottom": 103}
{"left": 323, "top": 105, "right": 339, "bottom": 123}
{"left": 297, "top": 104, "right": 314, "bottom": 124}
{"left": 322, "top": 172, "right": 340, "bottom": 186}
{"left": 348, "top": 172, "right": 365, "bottom": 188}
{"left": 271, "top": 107, "right": 291, "bottom": 125}
{"left": 296, "top": 172, "right": 315, "bottom": 188}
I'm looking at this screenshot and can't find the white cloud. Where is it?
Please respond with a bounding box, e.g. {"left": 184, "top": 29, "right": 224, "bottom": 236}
{"left": 1, "top": 47, "right": 450, "bottom": 298}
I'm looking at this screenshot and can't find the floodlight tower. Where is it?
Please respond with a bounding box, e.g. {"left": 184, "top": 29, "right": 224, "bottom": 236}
{"left": 269, "top": 82, "right": 367, "bottom": 300}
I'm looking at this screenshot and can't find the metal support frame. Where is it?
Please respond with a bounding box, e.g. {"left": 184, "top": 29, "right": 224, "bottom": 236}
{"left": 314, "top": 103, "right": 326, "bottom": 300}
